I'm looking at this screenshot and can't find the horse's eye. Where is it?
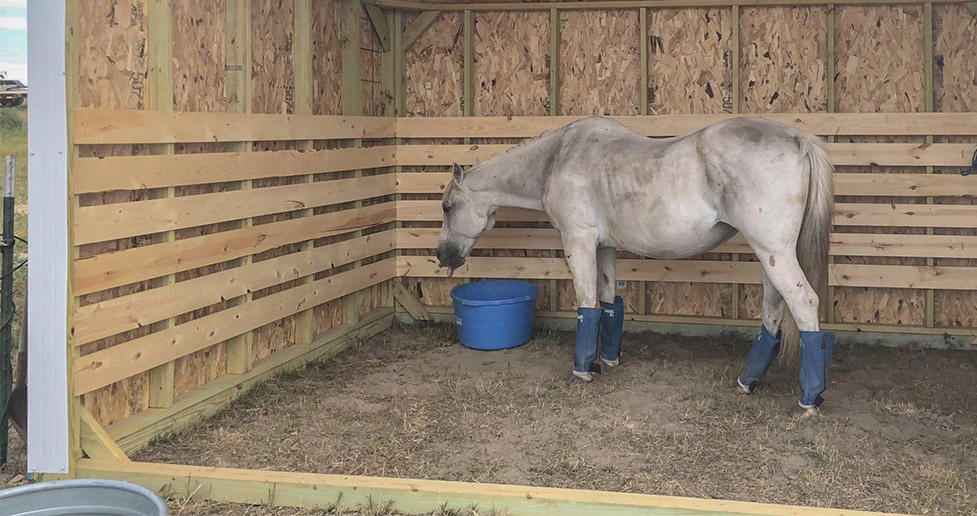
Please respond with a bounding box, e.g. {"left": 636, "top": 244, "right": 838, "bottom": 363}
{"left": 442, "top": 205, "right": 451, "bottom": 213}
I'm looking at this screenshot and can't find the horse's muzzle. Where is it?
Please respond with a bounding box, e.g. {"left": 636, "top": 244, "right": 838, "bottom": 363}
{"left": 436, "top": 243, "right": 467, "bottom": 271}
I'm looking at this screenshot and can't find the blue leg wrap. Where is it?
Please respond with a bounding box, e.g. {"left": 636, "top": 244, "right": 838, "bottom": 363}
{"left": 737, "top": 325, "right": 782, "bottom": 393}
{"left": 599, "top": 296, "right": 624, "bottom": 363}
{"left": 799, "top": 330, "right": 835, "bottom": 408}
{"left": 574, "top": 307, "right": 602, "bottom": 373}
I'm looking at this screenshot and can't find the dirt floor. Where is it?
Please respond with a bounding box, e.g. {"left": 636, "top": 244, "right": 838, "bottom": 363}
{"left": 4, "top": 323, "right": 976, "bottom": 515}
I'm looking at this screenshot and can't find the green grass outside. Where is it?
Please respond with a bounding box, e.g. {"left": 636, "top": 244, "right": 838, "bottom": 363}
{"left": 0, "top": 103, "right": 28, "bottom": 354}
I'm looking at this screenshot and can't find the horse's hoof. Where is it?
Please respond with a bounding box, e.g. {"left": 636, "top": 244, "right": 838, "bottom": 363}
{"left": 796, "top": 403, "right": 821, "bottom": 418}
{"left": 736, "top": 377, "right": 754, "bottom": 395}
{"left": 599, "top": 357, "right": 619, "bottom": 368}
{"left": 571, "top": 370, "right": 594, "bottom": 383}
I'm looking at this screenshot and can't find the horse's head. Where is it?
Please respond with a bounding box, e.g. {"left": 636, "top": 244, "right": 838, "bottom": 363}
{"left": 436, "top": 162, "right": 496, "bottom": 274}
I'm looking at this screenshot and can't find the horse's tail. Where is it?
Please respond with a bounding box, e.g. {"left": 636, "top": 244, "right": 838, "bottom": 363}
{"left": 781, "top": 133, "right": 835, "bottom": 362}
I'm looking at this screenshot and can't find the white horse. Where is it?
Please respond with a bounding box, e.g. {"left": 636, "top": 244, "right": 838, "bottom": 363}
{"left": 436, "top": 116, "right": 835, "bottom": 416}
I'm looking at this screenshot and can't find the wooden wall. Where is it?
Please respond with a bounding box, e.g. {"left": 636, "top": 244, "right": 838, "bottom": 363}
{"left": 395, "top": 2, "right": 977, "bottom": 336}
{"left": 73, "top": 0, "right": 392, "bottom": 427}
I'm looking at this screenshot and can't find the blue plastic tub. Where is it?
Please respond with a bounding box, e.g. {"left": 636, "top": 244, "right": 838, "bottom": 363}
{"left": 450, "top": 280, "right": 538, "bottom": 350}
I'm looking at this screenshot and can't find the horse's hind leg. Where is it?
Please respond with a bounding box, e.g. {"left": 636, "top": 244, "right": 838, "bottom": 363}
{"left": 562, "top": 232, "right": 602, "bottom": 383}
{"left": 737, "top": 271, "right": 787, "bottom": 394}
{"left": 596, "top": 247, "right": 624, "bottom": 367}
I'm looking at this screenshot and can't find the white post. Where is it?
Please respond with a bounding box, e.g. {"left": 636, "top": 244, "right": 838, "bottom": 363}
{"left": 27, "top": 0, "right": 70, "bottom": 474}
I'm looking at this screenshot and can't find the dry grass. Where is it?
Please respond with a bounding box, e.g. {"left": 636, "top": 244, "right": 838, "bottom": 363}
{"left": 67, "top": 322, "right": 977, "bottom": 515}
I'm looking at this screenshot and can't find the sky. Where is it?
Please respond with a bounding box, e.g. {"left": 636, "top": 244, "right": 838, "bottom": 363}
{"left": 0, "top": 0, "right": 27, "bottom": 83}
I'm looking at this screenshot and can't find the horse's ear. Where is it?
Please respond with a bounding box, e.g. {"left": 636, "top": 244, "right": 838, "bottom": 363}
{"left": 452, "top": 162, "right": 465, "bottom": 184}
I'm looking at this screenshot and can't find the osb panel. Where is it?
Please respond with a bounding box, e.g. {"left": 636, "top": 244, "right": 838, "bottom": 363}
{"left": 474, "top": 11, "right": 549, "bottom": 117}
{"left": 314, "top": 298, "right": 345, "bottom": 335}
{"left": 79, "top": 0, "right": 148, "bottom": 109}
{"left": 646, "top": 9, "right": 734, "bottom": 317}
{"left": 647, "top": 283, "right": 734, "bottom": 318}
{"left": 739, "top": 284, "right": 764, "bottom": 320}
{"left": 253, "top": 317, "right": 296, "bottom": 363}
{"left": 173, "top": 343, "right": 227, "bottom": 396}
{"left": 361, "top": 13, "right": 384, "bottom": 116}
{"left": 359, "top": 284, "right": 385, "bottom": 315}
{"left": 408, "top": 276, "right": 466, "bottom": 307}
{"left": 559, "top": 10, "right": 640, "bottom": 116}
{"left": 406, "top": 12, "right": 463, "bottom": 116}
{"left": 82, "top": 373, "right": 150, "bottom": 427}
{"left": 741, "top": 7, "right": 828, "bottom": 113}
{"left": 173, "top": 0, "right": 226, "bottom": 112}
{"left": 312, "top": 0, "right": 343, "bottom": 115}
{"left": 648, "top": 8, "right": 733, "bottom": 115}
{"left": 832, "top": 6, "right": 927, "bottom": 326}
{"left": 932, "top": 5, "right": 977, "bottom": 329}
{"left": 835, "top": 5, "right": 925, "bottom": 113}
{"left": 251, "top": 0, "right": 294, "bottom": 114}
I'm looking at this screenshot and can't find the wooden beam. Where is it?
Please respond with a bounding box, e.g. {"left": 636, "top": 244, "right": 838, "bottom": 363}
{"left": 73, "top": 232, "right": 397, "bottom": 346}
{"left": 392, "top": 113, "right": 977, "bottom": 138}
{"left": 391, "top": 281, "right": 433, "bottom": 321}
{"left": 73, "top": 260, "right": 397, "bottom": 396}
{"left": 826, "top": 2, "right": 836, "bottom": 324}
{"left": 549, "top": 8, "right": 560, "bottom": 116}
{"left": 73, "top": 174, "right": 397, "bottom": 245}
{"left": 402, "top": 11, "right": 441, "bottom": 50}
{"left": 396, "top": 142, "right": 977, "bottom": 168}
{"left": 104, "top": 309, "right": 395, "bottom": 454}
{"left": 924, "top": 2, "right": 936, "bottom": 329}
{"left": 394, "top": 227, "right": 977, "bottom": 260}
{"left": 73, "top": 201, "right": 396, "bottom": 296}
{"left": 78, "top": 406, "right": 129, "bottom": 462}
{"left": 365, "top": 4, "right": 391, "bottom": 52}
{"left": 639, "top": 7, "right": 649, "bottom": 116}
{"left": 463, "top": 10, "right": 474, "bottom": 117}
{"left": 74, "top": 146, "right": 397, "bottom": 193}
{"left": 365, "top": 0, "right": 972, "bottom": 10}
{"left": 73, "top": 109, "right": 396, "bottom": 144}
{"left": 75, "top": 458, "right": 904, "bottom": 516}
{"left": 342, "top": 0, "right": 366, "bottom": 327}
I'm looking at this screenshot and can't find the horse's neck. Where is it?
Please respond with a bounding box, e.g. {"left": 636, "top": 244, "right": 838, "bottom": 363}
{"left": 467, "top": 134, "right": 558, "bottom": 211}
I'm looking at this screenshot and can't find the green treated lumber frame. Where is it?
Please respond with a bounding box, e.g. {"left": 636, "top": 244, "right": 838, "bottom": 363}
{"left": 76, "top": 458, "right": 908, "bottom": 516}
{"left": 403, "top": 10, "right": 441, "bottom": 49}
{"left": 365, "top": 0, "right": 971, "bottom": 10}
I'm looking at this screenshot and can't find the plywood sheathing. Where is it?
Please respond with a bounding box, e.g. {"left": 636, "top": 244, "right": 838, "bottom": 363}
{"left": 558, "top": 10, "right": 640, "bottom": 116}
{"left": 171, "top": 0, "right": 231, "bottom": 398}
{"left": 741, "top": 7, "right": 828, "bottom": 113}
{"left": 312, "top": 0, "right": 343, "bottom": 116}
{"left": 933, "top": 5, "right": 977, "bottom": 328}
{"left": 77, "top": 0, "right": 153, "bottom": 425}
{"left": 648, "top": 8, "right": 733, "bottom": 116}
{"left": 406, "top": 12, "right": 464, "bottom": 117}
{"left": 833, "top": 5, "right": 927, "bottom": 326}
{"left": 475, "top": 11, "right": 549, "bottom": 117}
{"left": 646, "top": 7, "right": 735, "bottom": 318}
{"left": 252, "top": 0, "right": 294, "bottom": 115}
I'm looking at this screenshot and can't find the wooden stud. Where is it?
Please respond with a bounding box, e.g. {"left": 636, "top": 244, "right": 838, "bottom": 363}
{"left": 65, "top": 0, "right": 82, "bottom": 476}
{"left": 146, "top": 0, "right": 175, "bottom": 410}
{"left": 294, "top": 0, "right": 316, "bottom": 347}
{"left": 402, "top": 11, "right": 441, "bottom": 50}
{"left": 731, "top": 4, "right": 741, "bottom": 320}
{"left": 463, "top": 10, "right": 474, "bottom": 118}
{"left": 548, "top": 7, "right": 560, "bottom": 310}
{"left": 638, "top": 6, "right": 648, "bottom": 316}
{"left": 924, "top": 2, "right": 935, "bottom": 329}
{"left": 342, "top": 0, "right": 364, "bottom": 326}
{"left": 826, "top": 2, "right": 836, "bottom": 324}
{"left": 78, "top": 406, "right": 130, "bottom": 462}
{"left": 224, "top": 0, "right": 254, "bottom": 375}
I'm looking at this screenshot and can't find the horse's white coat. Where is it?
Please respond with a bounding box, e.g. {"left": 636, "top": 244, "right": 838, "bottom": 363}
{"left": 437, "top": 116, "right": 833, "bottom": 341}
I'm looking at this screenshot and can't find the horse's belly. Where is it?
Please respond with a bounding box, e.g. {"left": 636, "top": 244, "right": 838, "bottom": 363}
{"left": 609, "top": 222, "right": 737, "bottom": 259}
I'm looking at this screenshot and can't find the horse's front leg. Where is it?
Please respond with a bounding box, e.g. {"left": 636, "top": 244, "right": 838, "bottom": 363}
{"left": 562, "top": 232, "right": 602, "bottom": 383}
{"left": 596, "top": 247, "right": 624, "bottom": 367}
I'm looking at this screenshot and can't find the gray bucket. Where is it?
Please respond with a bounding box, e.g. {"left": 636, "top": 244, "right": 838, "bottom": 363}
{"left": 0, "top": 479, "right": 169, "bottom": 516}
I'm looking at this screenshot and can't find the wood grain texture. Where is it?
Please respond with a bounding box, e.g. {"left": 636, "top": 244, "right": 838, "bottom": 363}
{"left": 559, "top": 9, "right": 640, "bottom": 115}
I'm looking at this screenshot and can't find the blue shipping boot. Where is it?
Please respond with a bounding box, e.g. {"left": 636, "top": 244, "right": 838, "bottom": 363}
{"left": 572, "top": 307, "right": 602, "bottom": 382}
{"left": 599, "top": 296, "right": 624, "bottom": 366}
{"left": 799, "top": 330, "right": 835, "bottom": 412}
{"left": 737, "top": 325, "right": 782, "bottom": 394}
